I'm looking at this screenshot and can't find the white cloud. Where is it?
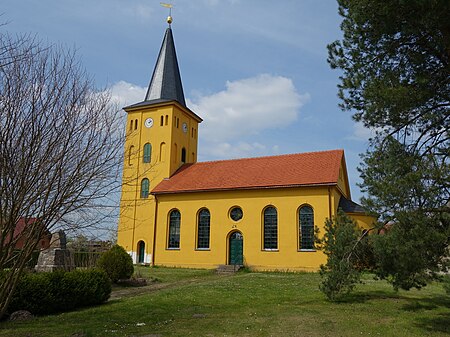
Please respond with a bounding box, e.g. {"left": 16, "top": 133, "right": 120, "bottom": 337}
{"left": 108, "top": 81, "right": 146, "bottom": 107}
{"left": 108, "top": 76, "right": 307, "bottom": 161}
{"left": 188, "top": 74, "right": 309, "bottom": 143}
{"left": 199, "top": 141, "right": 281, "bottom": 161}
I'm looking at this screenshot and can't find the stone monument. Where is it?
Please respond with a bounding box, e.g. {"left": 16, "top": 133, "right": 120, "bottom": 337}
{"left": 35, "top": 230, "right": 74, "bottom": 272}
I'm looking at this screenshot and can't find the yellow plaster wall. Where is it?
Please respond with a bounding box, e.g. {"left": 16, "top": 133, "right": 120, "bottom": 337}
{"left": 117, "top": 103, "right": 375, "bottom": 270}
{"left": 349, "top": 213, "right": 376, "bottom": 230}
{"left": 153, "top": 186, "right": 333, "bottom": 271}
{"left": 117, "top": 103, "right": 199, "bottom": 263}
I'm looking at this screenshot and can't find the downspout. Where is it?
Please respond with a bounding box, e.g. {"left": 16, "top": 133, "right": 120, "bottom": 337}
{"left": 152, "top": 195, "right": 159, "bottom": 266}
{"left": 328, "top": 186, "right": 332, "bottom": 219}
{"left": 131, "top": 114, "right": 143, "bottom": 262}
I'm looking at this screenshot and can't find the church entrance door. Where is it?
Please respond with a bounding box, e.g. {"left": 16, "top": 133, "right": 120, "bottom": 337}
{"left": 229, "top": 232, "right": 243, "bottom": 265}
{"left": 137, "top": 241, "right": 145, "bottom": 263}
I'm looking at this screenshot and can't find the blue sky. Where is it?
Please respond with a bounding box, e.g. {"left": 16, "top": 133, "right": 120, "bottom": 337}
{"left": 3, "top": 0, "right": 374, "bottom": 202}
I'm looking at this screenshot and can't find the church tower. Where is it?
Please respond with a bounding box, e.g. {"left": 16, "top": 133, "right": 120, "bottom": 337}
{"left": 117, "top": 17, "right": 202, "bottom": 264}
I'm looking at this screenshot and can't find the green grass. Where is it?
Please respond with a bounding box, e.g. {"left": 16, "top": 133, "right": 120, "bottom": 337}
{"left": 1, "top": 267, "right": 449, "bottom": 337}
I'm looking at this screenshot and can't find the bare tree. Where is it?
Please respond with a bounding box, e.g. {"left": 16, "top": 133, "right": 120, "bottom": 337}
{"left": 0, "top": 32, "right": 123, "bottom": 318}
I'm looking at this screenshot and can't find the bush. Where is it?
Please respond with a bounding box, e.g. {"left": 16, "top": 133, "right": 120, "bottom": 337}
{"left": 9, "top": 269, "right": 111, "bottom": 315}
{"left": 318, "top": 210, "right": 370, "bottom": 301}
{"left": 97, "top": 245, "right": 133, "bottom": 283}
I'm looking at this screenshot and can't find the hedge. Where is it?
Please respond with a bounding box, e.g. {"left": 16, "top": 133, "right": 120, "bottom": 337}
{"left": 9, "top": 269, "right": 111, "bottom": 315}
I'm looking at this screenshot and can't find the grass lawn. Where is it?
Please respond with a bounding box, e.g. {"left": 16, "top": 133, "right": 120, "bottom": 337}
{"left": 1, "top": 267, "right": 449, "bottom": 337}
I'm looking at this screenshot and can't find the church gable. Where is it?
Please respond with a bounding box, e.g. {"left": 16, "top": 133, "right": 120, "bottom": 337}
{"left": 152, "top": 149, "right": 344, "bottom": 194}
{"left": 336, "top": 155, "right": 351, "bottom": 199}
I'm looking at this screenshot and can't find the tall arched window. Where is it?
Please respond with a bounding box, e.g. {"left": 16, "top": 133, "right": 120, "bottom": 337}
{"left": 197, "top": 209, "right": 210, "bottom": 249}
{"left": 181, "top": 147, "right": 186, "bottom": 163}
{"left": 168, "top": 210, "right": 181, "bottom": 249}
{"left": 143, "top": 143, "right": 152, "bottom": 163}
{"left": 173, "top": 143, "right": 178, "bottom": 164}
{"left": 160, "top": 142, "right": 166, "bottom": 162}
{"left": 141, "top": 178, "right": 149, "bottom": 198}
{"left": 299, "top": 205, "right": 315, "bottom": 250}
{"left": 128, "top": 145, "right": 134, "bottom": 166}
{"left": 263, "top": 206, "right": 278, "bottom": 250}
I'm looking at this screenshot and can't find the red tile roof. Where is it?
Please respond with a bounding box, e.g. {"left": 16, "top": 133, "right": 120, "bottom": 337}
{"left": 152, "top": 149, "right": 344, "bottom": 194}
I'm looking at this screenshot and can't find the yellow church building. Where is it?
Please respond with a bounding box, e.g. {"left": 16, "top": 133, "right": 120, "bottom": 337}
{"left": 117, "top": 19, "right": 374, "bottom": 271}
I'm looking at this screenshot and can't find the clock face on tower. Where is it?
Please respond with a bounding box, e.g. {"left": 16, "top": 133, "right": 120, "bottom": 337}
{"left": 182, "top": 122, "right": 188, "bottom": 133}
{"left": 144, "top": 118, "right": 154, "bottom": 128}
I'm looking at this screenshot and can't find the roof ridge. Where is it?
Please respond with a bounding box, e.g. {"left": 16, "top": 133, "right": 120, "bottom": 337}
{"left": 195, "top": 149, "right": 344, "bottom": 165}
{"left": 154, "top": 149, "right": 346, "bottom": 194}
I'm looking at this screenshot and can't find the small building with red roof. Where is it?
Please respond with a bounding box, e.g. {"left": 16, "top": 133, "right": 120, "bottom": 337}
{"left": 117, "top": 19, "right": 374, "bottom": 271}
{"left": 8, "top": 218, "right": 51, "bottom": 250}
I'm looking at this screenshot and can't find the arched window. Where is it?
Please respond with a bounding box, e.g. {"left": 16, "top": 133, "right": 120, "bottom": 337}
{"left": 168, "top": 210, "right": 181, "bottom": 249}
{"left": 160, "top": 142, "right": 166, "bottom": 162}
{"left": 143, "top": 143, "right": 152, "bottom": 163}
{"left": 173, "top": 143, "right": 177, "bottom": 164}
{"left": 134, "top": 119, "right": 138, "bottom": 130}
{"left": 299, "top": 205, "right": 315, "bottom": 250}
{"left": 160, "top": 115, "right": 164, "bottom": 126}
{"left": 165, "top": 115, "right": 168, "bottom": 125}
{"left": 181, "top": 147, "right": 186, "bottom": 163}
{"left": 197, "top": 209, "right": 210, "bottom": 249}
{"left": 263, "top": 206, "right": 278, "bottom": 250}
{"left": 128, "top": 145, "right": 134, "bottom": 166}
{"left": 141, "top": 178, "right": 149, "bottom": 198}
{"left": 129, "top": 120, "right": 133, "bottom": 131}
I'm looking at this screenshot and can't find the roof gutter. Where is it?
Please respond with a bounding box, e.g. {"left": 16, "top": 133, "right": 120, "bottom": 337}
{"left": 151, "top": 182, "right": 338, "bottom": 196}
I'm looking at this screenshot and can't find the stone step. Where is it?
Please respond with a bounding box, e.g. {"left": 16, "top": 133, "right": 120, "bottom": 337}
{"left": 216, "top": 264, "right": 242, "bottom": 274}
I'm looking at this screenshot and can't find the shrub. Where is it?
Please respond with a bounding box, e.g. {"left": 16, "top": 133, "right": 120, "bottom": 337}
{"left": 9, "top": 269, "right": 111, "bottom": 315}
{"left": 97, "top": 245, "right": 133, "bottom": 283}
{"left": 318, "top": 210, "right": 370, "bottom": 301}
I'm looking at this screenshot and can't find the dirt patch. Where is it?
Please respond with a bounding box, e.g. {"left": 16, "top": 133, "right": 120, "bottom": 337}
{"left": 109, "top": 274, "right": 230, "bottom": 301}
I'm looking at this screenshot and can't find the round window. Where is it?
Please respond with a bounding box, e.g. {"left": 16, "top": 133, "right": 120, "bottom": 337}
{"left": 230, "top": 207, "right": 243, "bottom": 221}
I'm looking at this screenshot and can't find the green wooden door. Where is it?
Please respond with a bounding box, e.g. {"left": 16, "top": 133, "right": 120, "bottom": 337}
{"left": 138, "top": 241, "right": 145, "bottom": 263}
{"left": 229, "top": 232, "right": 243, "bottom": 265}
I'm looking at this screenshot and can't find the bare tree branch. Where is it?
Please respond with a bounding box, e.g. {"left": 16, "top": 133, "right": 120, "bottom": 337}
{"left": 0, "top": 32, "right": 123, "bottom": 318}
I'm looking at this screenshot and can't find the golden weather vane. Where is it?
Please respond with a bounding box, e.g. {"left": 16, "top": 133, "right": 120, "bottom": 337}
{"left": 160, "top": 3, "right": 174, "bottom": 25}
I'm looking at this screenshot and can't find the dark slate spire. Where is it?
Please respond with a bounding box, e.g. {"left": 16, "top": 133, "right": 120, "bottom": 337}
{"left": 145, "top": 27, "right": 186, "bottom": 107}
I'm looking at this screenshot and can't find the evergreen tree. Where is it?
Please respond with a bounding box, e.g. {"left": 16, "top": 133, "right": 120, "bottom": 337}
{"left": 318, "top": 211, "right": 370, "bottom": 300}
{"left": 328, "top": 0, "right": 450, "bottom": 289}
